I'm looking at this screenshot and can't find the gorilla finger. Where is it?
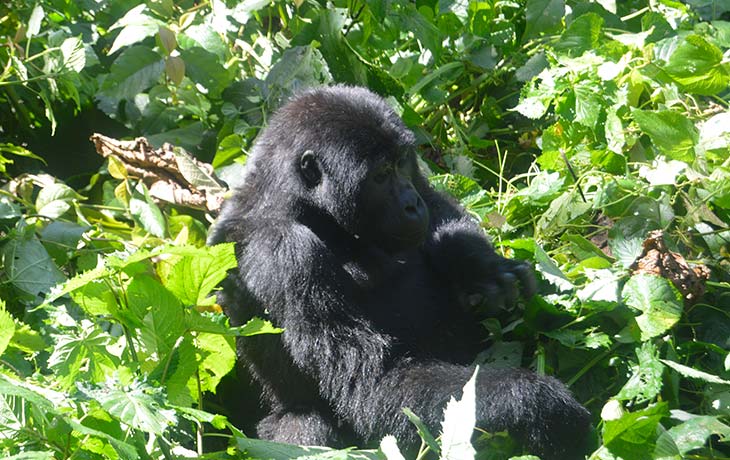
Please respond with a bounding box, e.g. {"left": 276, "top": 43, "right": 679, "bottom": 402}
{"left": 497, "top": 272, "right": 519, "bottom": 307}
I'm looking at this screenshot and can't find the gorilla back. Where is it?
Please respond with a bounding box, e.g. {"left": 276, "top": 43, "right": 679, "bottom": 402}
{"left": 209, "top": 86, "right": 591, "bottom": 459}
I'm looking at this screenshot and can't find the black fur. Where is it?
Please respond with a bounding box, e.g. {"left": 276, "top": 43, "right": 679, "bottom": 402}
{"left": 209, "top": 86, "right": 590, "bottom": 459}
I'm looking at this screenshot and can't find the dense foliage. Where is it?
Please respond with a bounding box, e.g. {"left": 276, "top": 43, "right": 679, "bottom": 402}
{"left": 1, "top": 0, "right": 729, "bottom": 459}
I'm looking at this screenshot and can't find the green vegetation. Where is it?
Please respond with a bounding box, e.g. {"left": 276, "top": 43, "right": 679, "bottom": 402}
{"left": 1, "top": 0, "right": 729, "bottom": 459}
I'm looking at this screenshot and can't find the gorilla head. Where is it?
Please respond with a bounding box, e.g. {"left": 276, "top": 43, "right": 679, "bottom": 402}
{"left": 245, "top": 87, "right": 429, "bottom": 252}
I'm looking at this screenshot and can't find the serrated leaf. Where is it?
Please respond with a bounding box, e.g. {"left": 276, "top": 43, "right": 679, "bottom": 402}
{"left": 0, "top": 301, "right": 14, "bottom": 357}
{"left": 163, "top": 243, "right": 238, "bottom": 306}
{"left": 193, "top": 332, "right": 235, "bottom": 394}
{"left": 603, "top": 403, "right": 668, "bottom": 457}
{"left": 85, "top": 382, "right": 177, "bottom": 435}
{"left": 101, "top": 46, "right": 164, "bottom": 100}
{"left": 48, "top": 326, "right": 118, "bottom": 388}
{"left": 632, "top": 109, "right": 698, "bottom": 162}
{"left": 554, "top": 13, "right": 602, "bottom": 56}
{"left": 622, "top": 274, "right": 683, "bottom": 340}
{"left": 616, "top": 342, "right": 664, "bottom": 403}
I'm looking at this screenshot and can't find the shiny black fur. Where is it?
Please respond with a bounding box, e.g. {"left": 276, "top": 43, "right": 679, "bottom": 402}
{"left": 208, "top": 86, "right": 590, "bottom": 459}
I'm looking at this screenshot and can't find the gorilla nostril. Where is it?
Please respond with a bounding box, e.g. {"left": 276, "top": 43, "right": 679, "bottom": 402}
{"left": 405, "top": 205, "right": 417, "bottom": 215}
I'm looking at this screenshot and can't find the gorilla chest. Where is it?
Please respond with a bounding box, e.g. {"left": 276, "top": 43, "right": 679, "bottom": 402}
{"left": 350, "top": 255, "right": 449, "bottom": 340}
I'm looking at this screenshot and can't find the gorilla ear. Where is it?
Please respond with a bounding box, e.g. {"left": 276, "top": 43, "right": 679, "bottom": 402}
{"left": 299, "top": 150, "right": 322, "bottom": 186}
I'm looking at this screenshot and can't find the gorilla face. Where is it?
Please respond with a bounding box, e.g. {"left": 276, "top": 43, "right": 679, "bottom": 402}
{"left": 358, "top": 151, "right": 429, "bottom": 252}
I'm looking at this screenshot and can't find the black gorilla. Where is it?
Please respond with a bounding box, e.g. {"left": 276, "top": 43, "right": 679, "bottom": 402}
{"left": 209, "top": 86, "right": 590, "bottom": 459}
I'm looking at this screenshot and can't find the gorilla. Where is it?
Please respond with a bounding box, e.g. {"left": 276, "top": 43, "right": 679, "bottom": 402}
{"left": 208, "top": 86, "right": 591, "bottom": 460}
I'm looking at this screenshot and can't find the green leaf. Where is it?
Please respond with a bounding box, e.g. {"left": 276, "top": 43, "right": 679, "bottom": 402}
{"left": 101, "top": 46, "right": 164, "bottom": 100}
{"left": 107, "top": 4, "right": 161, "bottom": 55}
{"left": 622, "top": 274, "right": 683, "bottom": 340}
{"left": 179, "top": 47, "right": 231, "bottom": 97}
{"left": 35, "top": 182, "right": 81, "bottom": 219}
{"left": 0, "top": 301, "right": 14, "bottom": 357}
{"left": 163, "top": 243, "right": 238, "bottom": 306}
{"left": 130, "top": 276, "right": 185, "bottom": 355}
{"left": 403, "top": 408, "right": 440, "bottom": 455}
{"left": 663, "top": 35, "right": 730, "bottom": 95}
{"left": 574, "top": 82, "right": 602, "bottom": 128}
{"left": 48, "top": 326, "right": 119, "bottom": 388}
{"left": 2, "top": 235, "right": 66, "bottom": 297}
{"left": 632, "top": 109, "right": 698, "bottom": 162}
{"left": 193, "top": 332, "right": 235, "bottom": 393}
{"left": 603, "top": 402, "right": 668, "bottom": 459}
{"left": 665, "top": 416, "right": 730, "bottom": 454}
{"left": 60, "top": 37, "right": 85, "bottom": 72}
{"left": 554, "top": 13, "right": 603, "bottom": 56}
{"left": 129, "top": 181, "right": 166, "bottom": 237}
{"left": 523, "top": 0, "right": 565, "bottom": 40}
{"left": 84, "top": 382, "right": 177, "bottom": 435}
{"left": 661, "top": 359, "right": 730, "bottom": 385}
{"left": 616, "top": 342, "right": 664, "bottom": 403}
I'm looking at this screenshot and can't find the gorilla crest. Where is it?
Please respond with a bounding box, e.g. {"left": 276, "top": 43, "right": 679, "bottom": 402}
{"left": 209, "top": 85, "right": 591, "bottom": 460}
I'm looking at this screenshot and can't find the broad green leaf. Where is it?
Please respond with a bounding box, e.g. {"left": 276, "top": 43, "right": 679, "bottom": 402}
{"left": 164, "top": 55, "right": 185, "bottom": 86}
{"left": 574, "top": 82, "right": 602, "bottom": 128}
{"left": 665, "top": 416, "right": 730, "bottom": 454}
{"left": 179, "top": 47, "right": 231, "bottom": 97}
{"left": 663, "top": 35, "right": 730, "bottom": 95}
{"left": 43, "top": 264, "right": 109, "bottom": 306}
{"left": 2, "top": 235, "right": 66, "bottom": 297}
{"left": 553, "top": 13, "right": 603, "bottom": 56}
{"left": 159, "top": 336, "right": 197, "bottom": 405}
{"left": 84, "top": 382, "right": 177, "bottom": 435}
{"left": 632, "top": 109, "right": 698, "bottom": 162}
{"left": 192, "top": 332, "right": 235, "bottom": 394}
{"left": 163, "top": 243, "right": 238, "bottom": 306}
{"left": 608, "top": 216, "right": 657, "bottom": 269}
{"left": 129, "top": 181, "right": 166, "bottom": 237}
{"left": 69, "top": 280, "right": 118, "bottom": 317}
{"left": 35, "top": 182, "right": 81, "bottom": 219}
{"left": 576, "top": 269, "right": 620, "bottom": 303}
{"left": 441, "top": 368, "right": 477, "bottom": 460}
{"left": 622, "top": 274, "right": 683, "bottom": 340}
{"left": 523, "top": 0, "right": 565, "bottom": 40}
{"left": 60, "top": 37, "right": 85, "bottom": 72}
{"left": 131, "top": 276, "right": 185, "bottom": 355}
{"left": 698, "top": 111, "right": 730, "bottom": 154}
{"left": 534, "top": 244, "right": 573, "bottom": 291}
{"left": 101, "top": 46, "right": 164, "bottom": 100}
{"left": 48, "top": 327, "right": 119, "bottom": 389}
{"left": 173, "top": 405, "right": 228, "bottom": 429}
{"left": 602, "top": 403, "right": 668, "bottom": 459}
{"left": 107, "top": 4, "right": 161, "bottom": 55}
{"left": 616, "top": 342, "right": 664, "bottom": 403}
{"left": 661, "top": 359, "right": 730, "bottom": 385}
{"left": 3, "top": 452, "right": 54, "bottom": 460}
{"left": 265, "top": 46, "right": 333, "bottom": 105}
{"left": 0, "top": 301, "right": 14, "bottom": 357}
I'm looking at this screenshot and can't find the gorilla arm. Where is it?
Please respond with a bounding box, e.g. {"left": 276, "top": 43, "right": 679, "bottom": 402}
{"left": 413, "top": 174, "right": 536, "bottom": 311}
